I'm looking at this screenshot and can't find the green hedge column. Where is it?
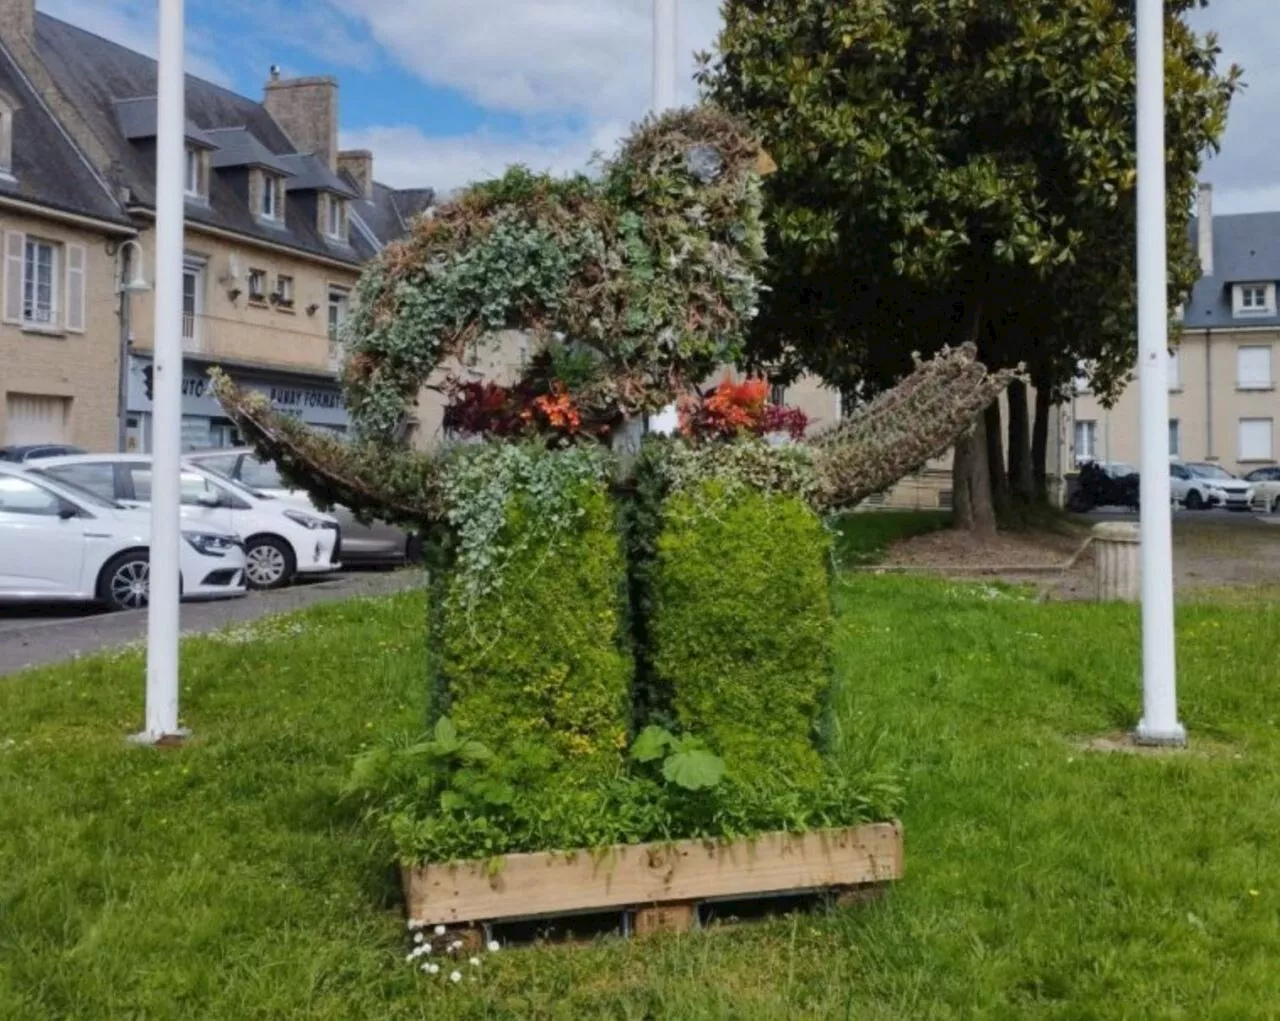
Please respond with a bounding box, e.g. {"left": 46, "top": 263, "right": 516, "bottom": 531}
{"left": 652, "top": 482, "right": 833, "bottom": 783}
{"left": 438, "top": 480, "right": 632, "bottom": 781}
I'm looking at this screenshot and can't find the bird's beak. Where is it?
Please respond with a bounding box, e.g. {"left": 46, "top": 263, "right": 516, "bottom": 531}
{"left": 755, "top": 149, "right": 778, "bottom": 177}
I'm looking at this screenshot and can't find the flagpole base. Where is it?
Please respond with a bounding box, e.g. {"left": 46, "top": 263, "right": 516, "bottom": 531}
{"left": 1134, "top": 719, "right": 1186, "bottom": 747}
{"left": 128, "top": 728, "right": 191, "bottom": 748}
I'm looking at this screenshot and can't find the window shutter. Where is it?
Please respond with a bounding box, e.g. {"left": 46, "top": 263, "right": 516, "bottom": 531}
{"left": 65, "top": 243, "right": 86, "bottom": 334}
{"left": 1240, "top": 419, "right": 1274, "bottom": 462}
{"left": 1238, "top": 346, "right": 1273, "bottom": 389}
{"left": 3, "top": 229, "right": 24, "bottom": 324}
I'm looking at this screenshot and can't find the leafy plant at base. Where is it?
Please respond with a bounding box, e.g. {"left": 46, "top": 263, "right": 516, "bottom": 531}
{"left": 630, "top": 725, "right": 727, "bottom": 792}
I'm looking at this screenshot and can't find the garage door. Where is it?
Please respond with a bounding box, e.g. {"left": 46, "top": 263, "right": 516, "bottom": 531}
{"left": 5, "top": 393, "right": 70, "bottom": 446}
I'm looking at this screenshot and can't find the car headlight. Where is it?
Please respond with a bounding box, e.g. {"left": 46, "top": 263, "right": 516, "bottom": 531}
{"left": 284, "top": 509, "right": 326, "bottom": 530}
{"left": 183, "top": 531, "right": 240, "bottom": 557}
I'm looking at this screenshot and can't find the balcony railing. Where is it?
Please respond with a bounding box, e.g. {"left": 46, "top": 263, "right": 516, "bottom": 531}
{"left": 145, "top": 311, "right": 338, "bottom": 376}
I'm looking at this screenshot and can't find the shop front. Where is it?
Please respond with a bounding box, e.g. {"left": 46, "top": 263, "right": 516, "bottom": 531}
{"left": 125, "top": 355, "right": 349, "bottom": 453}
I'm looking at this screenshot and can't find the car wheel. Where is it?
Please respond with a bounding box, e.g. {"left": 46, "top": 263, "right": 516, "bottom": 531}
{"left": 1272, "top": 496, "right": 1280, "bottom": 516}
{"left": 99, "top": 551, "right": 151, "bottom": 612}
{"left": 1184, "top": 490, "right": 1204, "bottom": 511}
{"left": 244, "top": 536, "right": 296, "bottom": 590}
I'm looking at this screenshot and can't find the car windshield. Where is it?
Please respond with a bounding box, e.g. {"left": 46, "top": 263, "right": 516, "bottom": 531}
{"left": 1188, "top": 464, "right": 1235, "bottom": 480}
{"left": 29, "top": 469, "right": 123, "bottom": 510}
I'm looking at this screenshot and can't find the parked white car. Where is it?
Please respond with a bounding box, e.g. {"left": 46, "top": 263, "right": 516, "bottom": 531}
{"left": 1169, "top": 461, "right": 1255, "bottom": 511}
{"left": 0, "top": 463, "right": 246, "bottom": 611}
{"left": 1244, "top": 466, "right": 1280, "bottom": 514}
{"left": 186, "top": 448, "right": 419, "bottom": 566}
{"left": 31, "top": 454, "right": 341, "bottom": 590}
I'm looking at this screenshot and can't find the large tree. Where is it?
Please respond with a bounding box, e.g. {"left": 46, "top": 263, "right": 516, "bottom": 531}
{"left": 700, "top": 0, "right": 1238, "bottom": 531}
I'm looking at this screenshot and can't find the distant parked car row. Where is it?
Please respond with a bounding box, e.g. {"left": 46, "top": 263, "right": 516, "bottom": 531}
{"left": 1069, "top": 459, "right": 1280, "bottom": 514}
{"left": 0, "top": 446, "right": 419, "bottom": 613}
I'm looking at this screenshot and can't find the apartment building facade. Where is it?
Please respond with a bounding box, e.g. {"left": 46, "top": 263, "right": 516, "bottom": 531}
{"left": 0, "top": 1, "right": 430, "bottom": 453}
{"left": 1072, "top": 185, "right": 1280, "bottom": 475}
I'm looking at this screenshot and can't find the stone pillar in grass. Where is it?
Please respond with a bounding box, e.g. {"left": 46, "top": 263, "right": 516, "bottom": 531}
{"left": 649, "top": 473, "right": 833, "bottom": 783}
{"left": 1093, "top": 521, "right": 1141, "bottom": 602}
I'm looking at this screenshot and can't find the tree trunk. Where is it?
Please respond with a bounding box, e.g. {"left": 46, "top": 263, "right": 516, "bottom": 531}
{"left": 985, "top": 400, "right": 1011, "bottom": 521}
{"left": 1032, "top": 384, "right": 1052, "bottom": 505}
{"left": 952, "top": 410, "right": 997, "bottom": 537}
{"left": 1007, "top": 379, "right": 1035, "bottom": 503}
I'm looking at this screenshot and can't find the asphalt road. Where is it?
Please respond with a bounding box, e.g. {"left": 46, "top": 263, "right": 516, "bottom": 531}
{"left": 0, "top": 569, "right": 425, "bottom": 677}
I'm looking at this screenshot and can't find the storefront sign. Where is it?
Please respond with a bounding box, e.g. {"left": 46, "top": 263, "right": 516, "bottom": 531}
{"left": 127, "top": 356, "right": 349, "bottom": 429}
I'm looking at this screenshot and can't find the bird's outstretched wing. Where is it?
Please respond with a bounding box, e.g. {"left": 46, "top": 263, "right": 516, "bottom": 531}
{"left": 209, "top": 370, "right": 446, "bottom": 529}
{"left": 810, "top": 345, "right": 1020, "bottom": 511}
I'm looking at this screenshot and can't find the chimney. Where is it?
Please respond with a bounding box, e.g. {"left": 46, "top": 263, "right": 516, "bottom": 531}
{"left": 0, "top": 0, "right": 33, "bottom": 41}
{"left": 263, "top": 73, "right": 339, "bottom": 171}
{"left": 337, "top": 150, "right": 374, "bottom": 200}
{"left": 1197, "top": 182, "right": 1214, "bottom": 277}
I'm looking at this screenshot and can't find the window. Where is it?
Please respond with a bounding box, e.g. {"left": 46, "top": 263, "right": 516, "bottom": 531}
{"left": 182, "top": 261, "right": 204, "bottom": 344}
{"left": 178, "top": 471, "right": 224, "bottom": 507}
{"left": 1239, "top": 418, "right": 1274, "bottom": 462}
{"left": 1074, "top": 419, "right": 1097, "bottom": 466}
{"left": 184, "top": 147, "right": 202, "bottom": 198}
{"left": 327, "top": 286, "right": 349, "bottom": 340}
{"left": 274, "top": 274, "right": 294, "bottom": 308}
{"left": 260, "top": 174, "right": 282, "bottom": 221}
{"left": 1170, "top": 463, "right": 1190, "bottom": 481}
{"left": 248, "top": 268, "right": 267, "bottom": 303}
{"left": 1234, "top": 283, "right": 1276, "bottom": 317}
{"left": 0, "top": 475, "right": 62, "bottom": 516}
{"left": 1237, "top": 345, "right": 1273, "bottom": 390}
{"left": 44, "top": 463, "right": 117, "bottom": 502}
{"left": 1168, "top": 419, "right": 1181, "bottom": 458}
{"left": 23, "top": 238, "right": 57, "bottom": 327}
{"left": 1168, "top": 349, "right": 1181, "bottom": 391}
{"left": 770, "top": 383, "right": 787, "bottom": 406}
{"left": 325, "top": 196, "right": 345, "bottom": 239}
{"left": 239, "top": 457, "right": 283, "bottom": 490}
{"left": 195, "top": 453, "right": 241, "bottom": 479}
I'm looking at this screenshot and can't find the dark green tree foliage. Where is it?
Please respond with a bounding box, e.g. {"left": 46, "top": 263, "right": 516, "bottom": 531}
{"left": 651, "top": 481, "right": 832, "bottom": 784}
{"left": 435, "top": 477, "right": 631, "bottom": 783}
{"left": 699, "top": 0, "right": 1239, "bottom": 526}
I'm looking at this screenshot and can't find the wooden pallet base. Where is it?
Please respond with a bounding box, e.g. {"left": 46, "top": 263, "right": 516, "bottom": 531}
{"left": 403, "top": 821, "right": 903, "bottom": 937}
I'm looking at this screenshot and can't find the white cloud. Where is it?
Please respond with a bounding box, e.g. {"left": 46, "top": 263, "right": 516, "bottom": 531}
{"left": 331, "top": 0, "right": 719, "bottom": 119}
{"left": 1187, "top": 2, "right": 1279, "bottom": 213}
{"left": 332, "top": 0, "right": 724, "bottom": 197}
{"left": 342, "top": 120, "right": 629, "bottom": 195}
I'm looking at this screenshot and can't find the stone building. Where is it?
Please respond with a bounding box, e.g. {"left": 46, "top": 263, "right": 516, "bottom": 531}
{"left": 1072, "top": 184, "right": 1280, "bottom": 476}
{"left": 0, "top": 1, "right": 431, "bottom": 453}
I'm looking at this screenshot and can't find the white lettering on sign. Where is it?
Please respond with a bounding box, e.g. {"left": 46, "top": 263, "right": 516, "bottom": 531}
{"left": 269, "top": 387, "right": 345, "bottom": 411}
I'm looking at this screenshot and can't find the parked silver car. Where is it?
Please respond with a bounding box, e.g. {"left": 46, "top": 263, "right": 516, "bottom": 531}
{"left": 186, "top": 449, "right": 420, "bottom": 566}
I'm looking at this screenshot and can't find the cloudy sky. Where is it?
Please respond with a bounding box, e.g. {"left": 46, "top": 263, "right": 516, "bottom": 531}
{"left": 39, "top": 0, "right": 1273, "bottom": 208}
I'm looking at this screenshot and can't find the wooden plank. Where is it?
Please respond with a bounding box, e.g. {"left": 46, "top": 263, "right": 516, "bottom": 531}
{"left": 634, "top": 901, "right": 696, "bottom": 936}
{"left": 404, "top": 821, "right": 902, "bottom": 926}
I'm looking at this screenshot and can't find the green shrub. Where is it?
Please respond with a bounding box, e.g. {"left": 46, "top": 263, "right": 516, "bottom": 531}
{"left": 433, "top": 467, "right": 631, "bottom": 783}
{"left": 651, "top": 481, "right": 833, "bottom": 783}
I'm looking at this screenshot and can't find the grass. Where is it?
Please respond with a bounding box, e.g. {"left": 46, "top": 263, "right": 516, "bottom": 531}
{"left": 4, "top": 571, "right": 1280, "bottom": 1017}
{"left": 829, "top": 509, "right": 951, "bottom": 565}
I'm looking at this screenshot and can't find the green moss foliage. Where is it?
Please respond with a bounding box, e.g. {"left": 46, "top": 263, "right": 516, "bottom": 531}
{"left": 651, "top": 481, "right": 833, "bottom": 783}
{"left": 435, "top": 475, "right": 631, "bottom": 782}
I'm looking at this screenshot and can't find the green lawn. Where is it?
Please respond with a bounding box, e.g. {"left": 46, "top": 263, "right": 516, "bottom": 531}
{"left": 3, "top": 574, "right": 1280, "bottom": 1018}
{"left": 829, "top": 509, "right": 950, "bottom": 565}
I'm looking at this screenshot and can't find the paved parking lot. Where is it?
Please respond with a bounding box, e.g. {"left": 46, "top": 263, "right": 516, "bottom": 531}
{"left": 0, "top": 568, "right": 425, "bottom": 677}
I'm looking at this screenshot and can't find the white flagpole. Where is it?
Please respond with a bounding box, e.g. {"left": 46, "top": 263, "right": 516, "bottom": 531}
{"left": 1134, "top": 0, "right": 1184, "bottom": 745}
{"left": 138, "top": 0, "right": 187, "bottom": 743}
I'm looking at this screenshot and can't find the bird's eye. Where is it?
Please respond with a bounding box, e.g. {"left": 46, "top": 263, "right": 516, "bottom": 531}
{"left": 684, "top": 145, "right": 724, "bottom": 184}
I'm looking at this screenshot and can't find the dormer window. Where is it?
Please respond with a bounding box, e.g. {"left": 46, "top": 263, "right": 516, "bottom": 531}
{"left": 1234, "top": 283, "right": 1275, "bottom": 318}
{"left": 184, "top": 146, "right": 208, "bottom": 200}
{"left": 0, "top": 88, "right": 18, "bottom": 180}
{"left": 325, "top": 196, "right": 346, "bottom": 241}
{"left": 260, "top": 173, "right": 283, "bottom": 222}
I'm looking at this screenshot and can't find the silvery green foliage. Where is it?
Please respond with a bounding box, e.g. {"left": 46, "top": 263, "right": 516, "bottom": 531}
{"left": 438, "top": 443, "right": 616, "bottom": 619}
{"left": 655, "top": 439, "right": 819, "bottom": 507}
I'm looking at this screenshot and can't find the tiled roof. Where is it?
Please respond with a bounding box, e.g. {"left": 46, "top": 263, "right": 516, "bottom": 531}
{"left": 32, "top": 13, "right": 424, "bottom": 263}
{"left": 1185, "top": 213, "right": 1280, "bottom": 330}
{"left": 0, "top": 40, "right": 129, "bottom": 225}
{"left": 278, "top": 153, "right": 357, "bottom": 198}
{"left": 114, "top": 97, "right": 216, "bottom": 148}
